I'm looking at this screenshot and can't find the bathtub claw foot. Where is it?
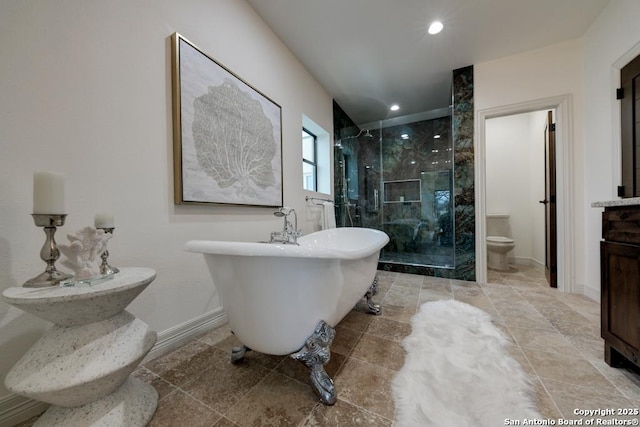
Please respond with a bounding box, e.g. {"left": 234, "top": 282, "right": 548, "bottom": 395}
{"left": 369, "top": 275, "right": 379, "bottom": 296}
{"left": 310, "top": 365, "right": 336, "bottom": 405}
{"left": 365, "top": 275, "right": 382, "bottom": 315}
{"left": 290, "top": 320, "right": 337, "bottom": 405}
{"left": 231, "top": 345, "right": 251, "bottom": 364}
{"left": 366, "top": 298, "right": 381, "bottom": 315}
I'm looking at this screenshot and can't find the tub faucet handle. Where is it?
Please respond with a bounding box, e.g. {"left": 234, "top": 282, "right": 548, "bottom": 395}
{"left": 271, "top": 207, "right": 300, "bottom": 244}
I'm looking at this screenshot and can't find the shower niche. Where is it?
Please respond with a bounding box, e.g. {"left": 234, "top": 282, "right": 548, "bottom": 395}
{"left": 383, "top": 179, "right": 421, "bottom": 203}
{"left": 335, "top": 107, "right": 454, "bottom": 269}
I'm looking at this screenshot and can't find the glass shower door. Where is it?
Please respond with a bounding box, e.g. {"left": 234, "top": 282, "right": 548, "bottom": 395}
{"left": 335, "top": 110, "right": 454, "bottom": 269}
{"left": 377, "top": 114, "right": 454, "bottom": 268}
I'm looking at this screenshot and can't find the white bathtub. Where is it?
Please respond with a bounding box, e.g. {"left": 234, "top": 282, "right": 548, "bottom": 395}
{"left": 185, "top": 227, "right": 389, "bottom": 356}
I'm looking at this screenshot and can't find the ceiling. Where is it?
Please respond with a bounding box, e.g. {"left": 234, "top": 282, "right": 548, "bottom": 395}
{"left": 246, "top": 0, "right": 610, "bottom": 125}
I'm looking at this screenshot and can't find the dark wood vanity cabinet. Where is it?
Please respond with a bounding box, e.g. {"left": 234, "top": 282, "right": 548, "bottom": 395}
{"left": 601, "top": 205, "right": 640, "bottom": 368}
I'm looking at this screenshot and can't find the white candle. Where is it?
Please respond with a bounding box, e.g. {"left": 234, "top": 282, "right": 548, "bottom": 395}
{"left": 33, "top": 172, "right": 65, "bottom": 214}
{"left": 94, "top": 213, "right": 115, "bottom": 228}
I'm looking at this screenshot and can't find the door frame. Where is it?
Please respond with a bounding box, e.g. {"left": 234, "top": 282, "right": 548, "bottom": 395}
{"left": 475, "top": 94, "right": 574, "bottom": 293}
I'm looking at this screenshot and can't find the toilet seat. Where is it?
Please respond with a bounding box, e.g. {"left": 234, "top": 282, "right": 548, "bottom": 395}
{"left": 487, "top": 236, "right": 514, "bottom": 244}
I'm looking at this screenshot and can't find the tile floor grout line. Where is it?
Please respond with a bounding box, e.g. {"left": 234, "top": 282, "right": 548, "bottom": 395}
{"left": 481, "top": 276, "right": 567, "bottom": 419}
{"left": 18, "top": 267, "right": 640, "bottom": 426}
{"left": 589, "top": 361, "right": 640, "bottom": 402}
{"left": 488, "top": 267, "right": 632, "bottom": 419}
{"left": 157, "top": 383, "right": 227, "bottom": 422}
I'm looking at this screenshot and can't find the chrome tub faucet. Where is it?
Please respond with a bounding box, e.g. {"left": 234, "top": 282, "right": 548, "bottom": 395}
{"left": 270, "top": 207, "right": 301, "bottom": 244}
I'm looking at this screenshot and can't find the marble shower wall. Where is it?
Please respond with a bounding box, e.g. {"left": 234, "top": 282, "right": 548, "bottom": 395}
{"left": 451, "top": 65, "right": 476, "bottom": 281}
{"left": 377, "top": 116, "right": 454, "bottom": 269}
{"left": 333, "top": 101, "right": 359, "bottom": 227}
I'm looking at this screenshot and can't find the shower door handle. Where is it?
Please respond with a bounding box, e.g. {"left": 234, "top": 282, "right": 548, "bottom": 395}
{"left": 374, "top": 189, "right": 379, "bottom": 211}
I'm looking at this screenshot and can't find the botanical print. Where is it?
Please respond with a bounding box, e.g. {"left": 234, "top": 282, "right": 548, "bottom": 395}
{"left": 177, "top": 36, "right": 282, "bottom": 206}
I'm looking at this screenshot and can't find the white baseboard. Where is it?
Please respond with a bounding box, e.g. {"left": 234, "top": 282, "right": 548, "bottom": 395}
{"left": 0, "top": 394, "right": 48, "bottom": 427}
{"left": 575, "top": 283, "right": 600, "bottom": 302}
{"left": 0, "top": 308, "right": 227, "bottom": 427}
{"left": 529, "top": 258, "right": 545, "bottom": 271}
{"left": 144, "top": 307, "right": 227, "bottom": 362}
{"left": 509, "top": 256, "right": 545, "bottom": 271}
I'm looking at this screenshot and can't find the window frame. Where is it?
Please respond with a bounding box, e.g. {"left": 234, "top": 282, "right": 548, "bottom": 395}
{"left": 302, "top": 127, "right": 318, "bottom": 192}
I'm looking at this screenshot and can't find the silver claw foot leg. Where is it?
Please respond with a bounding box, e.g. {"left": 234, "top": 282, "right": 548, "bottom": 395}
{"left": 365, "top": 275, "right": 381, "bottom": 315}
{"left": 291, "top": 320, "right": 336, "bottom": 405}
{"left": 231, "top": 345, "right": 251, "bottom": 364}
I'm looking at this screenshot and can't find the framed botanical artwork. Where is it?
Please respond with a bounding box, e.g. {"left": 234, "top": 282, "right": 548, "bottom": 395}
{"left": 171, "top": 32, "right": 283, "bottom": 207}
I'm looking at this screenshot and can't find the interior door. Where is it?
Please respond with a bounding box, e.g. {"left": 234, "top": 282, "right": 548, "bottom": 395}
{"left": 542, "top": 110, "right": 558, "bottom": 288}
{"left": 620, "top": 53, "right": 640, "bottom": 197}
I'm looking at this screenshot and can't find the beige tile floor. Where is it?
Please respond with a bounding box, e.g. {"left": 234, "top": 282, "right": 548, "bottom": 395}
{"left": 16, "top": 265, "right": 640, "bottom": 426}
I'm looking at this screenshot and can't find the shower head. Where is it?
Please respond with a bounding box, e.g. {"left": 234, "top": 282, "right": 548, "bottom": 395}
{"left": 335, "top": 128, "right": 373, "bottom": 146}
{"left": 355, "top": 128, "right": 373, "bottom": 138}
{"left": 361, "top": 129, "right": 373, "bottom": 138}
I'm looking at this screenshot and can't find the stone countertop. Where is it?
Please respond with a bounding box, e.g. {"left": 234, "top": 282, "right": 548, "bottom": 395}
{"left": 591, "top": 197, "right": 640, "bottom": 208}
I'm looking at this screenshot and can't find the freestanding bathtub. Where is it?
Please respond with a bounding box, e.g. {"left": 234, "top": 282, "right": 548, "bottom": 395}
{"left": 185, "top": 227, "right": 389, "bottom": 404}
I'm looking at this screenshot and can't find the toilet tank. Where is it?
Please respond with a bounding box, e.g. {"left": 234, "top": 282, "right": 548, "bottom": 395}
{"left": 486, "top": 214, "right": 511, "bottom": 237}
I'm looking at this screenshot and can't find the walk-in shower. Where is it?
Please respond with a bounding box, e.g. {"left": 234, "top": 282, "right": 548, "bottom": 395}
{"left": 334, "top": 108, "right": 455, "bottom": 269}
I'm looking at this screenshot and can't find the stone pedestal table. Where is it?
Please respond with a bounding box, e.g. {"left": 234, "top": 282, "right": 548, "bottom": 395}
{"left": 2, "top": 267, "right": 158, "bottom": 426}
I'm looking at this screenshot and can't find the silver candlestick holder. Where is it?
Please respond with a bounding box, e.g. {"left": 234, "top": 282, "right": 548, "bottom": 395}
{"left": 24, "top": 214, "right": 73, "bottom": 288}
{"left": 97, "top": 227, "right": 119, "bottom": 275}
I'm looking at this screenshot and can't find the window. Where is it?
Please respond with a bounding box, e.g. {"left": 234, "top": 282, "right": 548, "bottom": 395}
{"left": 302, "top": 128, "right": 317, "bottom": 191}
{"left": 302, "top": 114, "right": 330, "bottom": 194}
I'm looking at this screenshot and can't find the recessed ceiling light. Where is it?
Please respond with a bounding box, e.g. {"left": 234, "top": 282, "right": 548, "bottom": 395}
{"left": 434, "top": 134, "right": 441, "bottom": 139}
{"left": 401, "top": 133, "right": 409, "bottom": 139}
{"left": 390, "top": 104, "right": 400, "bottom": 111}
{"left": 428, "top": 21, "right": 443, "bottom": 35}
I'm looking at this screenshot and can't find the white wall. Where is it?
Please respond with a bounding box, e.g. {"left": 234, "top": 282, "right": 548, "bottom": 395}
{"left": 0, "top": 0, "right": 333, "bottom": 405}
{"left": 475, "top": 38, "right": 586, "bottom": 292}
{"left": 477, "top": 0, "right": 640, "bottom": 301}
{"left": 486, "top": 112, "right": 546, "bottom": 267}
{"left": 582, "top": 0, "right": 640, "bottom": 301}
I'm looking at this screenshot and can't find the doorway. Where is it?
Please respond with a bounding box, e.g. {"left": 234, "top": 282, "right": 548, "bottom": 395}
{"left": 485, "top": 111, "right": 548, "bottom": 276}
{"left": 475, "top": 95, "right": 574, "bottom": 292}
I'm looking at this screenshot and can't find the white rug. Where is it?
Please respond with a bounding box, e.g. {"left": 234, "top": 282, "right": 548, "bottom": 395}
{"left": 392, "top": 299, "right": 541, "bottom": 427}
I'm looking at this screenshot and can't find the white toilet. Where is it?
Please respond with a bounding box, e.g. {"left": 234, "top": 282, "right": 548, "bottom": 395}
{"left": 486, "top": 214, "right": 516, "bottom": 271}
